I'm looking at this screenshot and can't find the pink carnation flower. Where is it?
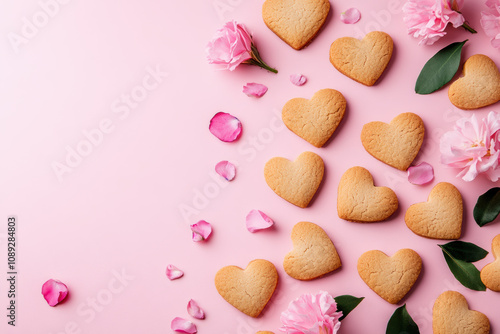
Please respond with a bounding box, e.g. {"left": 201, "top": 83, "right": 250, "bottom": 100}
{"left": 481, "top": 0, "right": 500, "bottom": 49}
{"left": 440, "top": 111, "right": 500, "bottom": 182}
{"left": 280, "top": 291, "right": 342, "bottom": 334}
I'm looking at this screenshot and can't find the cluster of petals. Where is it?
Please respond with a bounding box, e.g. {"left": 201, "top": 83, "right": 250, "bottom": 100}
{"left": 481, "top": 0, "right": 500, "bottom": 49}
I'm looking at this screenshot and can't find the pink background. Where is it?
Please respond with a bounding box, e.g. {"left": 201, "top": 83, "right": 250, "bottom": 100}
{"left": 1, "top": 0, "right": 499, "bottom": 333}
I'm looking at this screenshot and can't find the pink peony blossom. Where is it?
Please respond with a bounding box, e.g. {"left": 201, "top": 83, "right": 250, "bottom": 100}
{"left": 481, "top": 0, "right": 500, "bottom": 49}
{"left": 440, "top": 111, "right": 500, "bottom": 182}
{"left": 42, "top": 279, "right": 68, "bottom": 307}
{"left": 280, "top": 291, "right": 342, "bottom": 334}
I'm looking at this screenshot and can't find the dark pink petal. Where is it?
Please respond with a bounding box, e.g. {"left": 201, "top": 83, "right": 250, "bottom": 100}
{"left": 246, "top": 210, "right": 274, "bottom": 233}
{"left": 42, "top": 279, "right": 68, "bottom": 307}
{"left": 171, "top": 317, "right": 197, "bottom": 334}
{"left": 187, "top": 299, "right": 205, "bottom": 319}
{"left": 166, "top": 265, "right": 184, "bottom": 280}
{"left": 290, "top": 74, "right": 307, "bottom": 86}
{"left": 209, "top": 112, "right": 242, "bottom": 142}
{"left": 340, "top": 8, "right": 361, "bottom": 24}
{"left": 408, "top": 162, "right": 434, "bottom": 185}
{"left": 243, "top": 83, "right": 268, "bottom": 97}
{"left": 215, "top": 161, "right": 236, "bottom": 181}
{"left": 190, "top": 220, "right": 212, "bottom": 242}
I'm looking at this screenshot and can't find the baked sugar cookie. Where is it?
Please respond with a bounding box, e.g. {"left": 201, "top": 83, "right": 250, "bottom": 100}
{"left": 480, "top": 234, "right": 500, "bottom": 291}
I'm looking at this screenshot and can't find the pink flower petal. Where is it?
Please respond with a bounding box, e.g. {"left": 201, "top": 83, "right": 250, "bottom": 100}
{"left": 187, "top": 299, "right": 206, "bottom": 319}
{"left": 243, "top": 83, "right": 268, "bottom": 97}
{"left": 340, "top": 8, "right": 361, "bottom": 24}
{"left": 246, "top": 210, "right": 274, "bottom": 233}
{"left": 215, "top": 161, "right": 236, "bottom": 181}
{"left": 408, "top": 162, "right": 434, "bottom": 185}
{"left": 209, "top": 112, "right": 242, "bottom": 142}
{"left": 166, "top": 265, "right": 184, "bottom": 280}
{"left": 171, "top": 317, "right": 197, "bottom": 334}
{"left": 190, "top": 220, "right": 212, "bottom": 242}
{"left": 42, "top": 279, "right": 68, "bottom": 307}
{"left": 290, "top": 74, "right": 307, "bottom": 86}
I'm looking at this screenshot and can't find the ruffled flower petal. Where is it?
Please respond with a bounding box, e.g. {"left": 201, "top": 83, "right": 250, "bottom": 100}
{"left": 42, "top": 279, "right": 68, "bottom": 307}
{"left": 340, "top": 8, "right": 361, "bottom": 24}
{"left": 187, "top": 299, "right": 205, "bottom": 319}
{"left": 246, "top": 210, "right": 274, "bottom": 233}
{"left": 243, "top": 83, "right": 268, "bottom": 97}
{"left": 215, "top": 161, "right": 236, "bottom": 181}
{"left": 171, "top": 317, "right": 197, "bottom": 334}
{"left": 408, "top": 162, "right": 434, "bottom": 185}
{"left": 290, "top": 74, "right": 307, "bottom": 86}
{"left": 209, "top": 112, "right": 242, "bottom": 142}
{"left": 481, "top": 1, "right": 500, "bottom": 49}
{"left": 166, "top": 265, "right": 184, "bottom": 280}
{"left": 190, "top": 220, "right": 212, "bottom": 242}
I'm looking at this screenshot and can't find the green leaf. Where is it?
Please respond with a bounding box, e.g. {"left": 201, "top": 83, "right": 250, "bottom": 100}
{"left": 386, "top": 304, "right": 420, "bottom": 334}
{"left": 334, "top": 295, "right": 364, "bottom": 321}
{"left": 441, "top": 249, "right": 486, "bottom": 291}
{"left": 415, "top": 40, "right": 467, "bottom": 95}
{"left": 474, "top": 187, "right": 500, "bottom": 227}
{"left": 438, "top": 241, "right": 488, "bottom": 262}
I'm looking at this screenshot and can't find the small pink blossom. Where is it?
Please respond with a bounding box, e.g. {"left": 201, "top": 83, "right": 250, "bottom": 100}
{"left": 166, "top": 265, "right": 184, "bottom": 280}
{"left": 340, "top": 8, "right": 361, "bottom": 24}
{"left": 280, "top": 291, "right": 342, "bottom": 334}
{"left": 243, "top": 83, "right": 268, "bottom": 97}
{"left": 215, "top": 161, "right": 236, "bottom": 181}
{"left": 290, "top": 74, "right": 307, "bottom": 86}
{"left": 187, "top": 299, "right": 205, "bottom": 319}
{"left": 408, "top": 162, "right": 434, "bottom": 185}
{"left": 440, "top": 111, "right": 500, "bottom": 182}
{"left": 481, "top": 0, "right": 500, "bottom": 49}
{"left": 190, "top": 220, "right": 212, "bottom": 242}
{"left": 246, "top": 210, "right": 274, "bottom": 233}
{"left": 209, "top": 112, "right": 242, "bottom": 142}
{"left": 171, "top": 317, "right": 197, "bottom": 334}
{"left": 42, "top": 279, "right": 68, "bottom": 307}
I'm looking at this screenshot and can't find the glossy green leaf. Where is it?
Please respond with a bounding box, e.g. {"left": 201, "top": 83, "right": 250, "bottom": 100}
{"left": 334, "top": 295, "right": 364, "bottom": 321}
{"left": 386, "top": 304, "right": 420, "bottom": 334}
{"left": 438, "top": 241, "right": 488, "bottom": 262}
{"left": 441, "top": 249, "right": 486, "bottom": 291}
{"left": 415, "top": 40, "right": 467, "bottom": 95}
{"left": 474, "top": 187, "right": 500, "bottom": 227}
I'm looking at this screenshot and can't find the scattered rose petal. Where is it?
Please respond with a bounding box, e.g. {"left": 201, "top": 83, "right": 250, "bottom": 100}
{"left": 243, "top": 83, "right": 268, "bottom": 97}
{"left": 215, "top": 161, "right": 236, "bottom": 181}
{"left": 187, "top": 299, "right": 206, "bottom": 319}
{"left": 42, "top": 279, "right": 68, "bottom": 307}
{"left": 340, "top": 8, "right": 361, "bottom": 24}
{"left": 246, "top": 210, "right": 274, "bottom": 233}
{"left": 209, "top": 112, "right": 242, "bottom": 142}
{"left": 408, "top": 162, "right": 434, "bottom": 185}
{"left": 166, "top": 265, "right": 184, "bottom": 280}
{"left": 171, "top": 317, "right": 197, "bottom": 334}
{"left": 190, "top": 220, "right": 212, "bottom": 242}
{"left": 290, "top": 74, "right": 307, "bottom": 86}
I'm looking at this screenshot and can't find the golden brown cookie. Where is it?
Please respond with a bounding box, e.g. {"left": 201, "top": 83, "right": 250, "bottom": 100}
{"left": 357, "top": 249, "right": 422, "bottom": 304}
{"left": 256, "top": 332, "right": 275, "bottom": 334}
{"left": 282, "top": 88, "right": 346, "bottom": 148}
{"left": 215, "top": 259, "right": 278, "bottom": 318}
{"left": 405, "top": 182, "right": 463, "bottom": 240}
{"left": 361, "top": 112, "right": 425, "bottom": 171}
{"left": 337, "top": 166, "right": 398, "bottom": 222}
{"left": 433, "top": 291, "right": 490, "bottom": 334}
{"left": 262, "top": 0, "right": 330, "bottom": 50}
{"left": 264, "top": 151, "right": 324, "bottom": 208}
{"left": 283, "top": 221, "right": 341, "bottom": 280}
{"left": 448, "top": 54, "right": 500, "bottom": 110}
{"left": 480, "top": 234, "right": 500, "bottom": 291}
{"left": 329, "top": 31, "right": 393, "bottom": 86}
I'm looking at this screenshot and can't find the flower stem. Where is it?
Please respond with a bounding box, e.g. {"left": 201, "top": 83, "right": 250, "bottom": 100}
{"left": 247, "top": 44, "right": 278, "bottom": 74}
{"left": 462, "top": 22, "right": 477, "bottom": 34}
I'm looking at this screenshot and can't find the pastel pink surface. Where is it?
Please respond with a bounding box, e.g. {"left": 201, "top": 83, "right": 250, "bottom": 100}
{"left": 0, "top": 1, "right": 499, "bottom": 334}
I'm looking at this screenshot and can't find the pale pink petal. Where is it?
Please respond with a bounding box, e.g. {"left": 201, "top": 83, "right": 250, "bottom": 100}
{"left": 340, "top": 8, "right": 361, "bottom": 24}
{"left": 408, "top": 162, "right": 434, "bottom": 185}
{"left": 42, "top": 279, "right": 68, "bottom": 307}
{"left": 209, "top": 112, "right": 242, "bottom": 142}
{"left": 171, "top": 317, "right": 197, "bottom": 334}
{"left": 243, "top": 83, "right": 268, "bottom": 97}
{"left": 190, "top": 220, "right": 212, "bottom": 242}
{"left": 215, "top": 161, "right": 236, "bottom": 181}
{"left": 166, "top": 265, "right": 184, "bottom": 280}
{"left": 290, "top": 74, "right": 307, "bottom": 86}
{"left": 187, "top": 299, "right": 205, "bottom": 319}
{"left": 246, "top": 210, "right": 274, "bottom": 233}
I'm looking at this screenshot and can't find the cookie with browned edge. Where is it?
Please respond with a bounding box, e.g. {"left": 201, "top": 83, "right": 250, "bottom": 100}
{"left": 481, "top": 234, "right": 500, "bottom": 291}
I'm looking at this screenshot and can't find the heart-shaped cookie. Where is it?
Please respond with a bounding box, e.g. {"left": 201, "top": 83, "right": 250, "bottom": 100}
{"left": 329, "top": 31, "right": 393, "bottom": 86}
{"left": 264, "top": 151, "right": 324, "bottom": 208}
{"left": 282, "top": 89, "right": 346, "bottom": 147}
{"left": 337, "top": 166, "right": 398, "bottom": 222}
{"left": 405, "top": 182, "right": 463, "bottom": 240}
{"left": 262, "top": 0, "right": 330, "bottom": 50}
{"left": 361, "top": 112, "right": 425, "bottom": 171}
{"left": 357, "top": 249, "right": 422, "bottom": 304}
{"left": 449, "top": 54, "right": 500, "bottom": 110}
{"left": 433, "top": 291, "right": 490, "bottom": 334}
{"left": 215, "top": 259, "right": 278, "bottom": 318}
{"left": 480, "top": 234, "right": 500, "bottom": 291}
{"left": 283, "top": 221, "right": 341, "bottom": 280}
